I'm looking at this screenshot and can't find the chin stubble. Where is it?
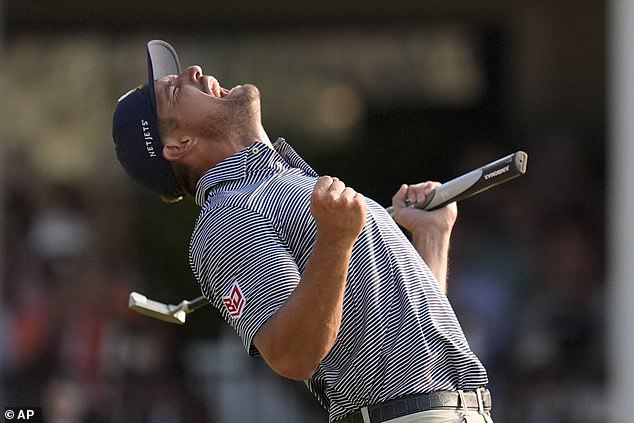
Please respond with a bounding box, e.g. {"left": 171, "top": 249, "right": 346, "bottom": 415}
{"left": 201, "top": 87, "right": 260, "bottom": 140}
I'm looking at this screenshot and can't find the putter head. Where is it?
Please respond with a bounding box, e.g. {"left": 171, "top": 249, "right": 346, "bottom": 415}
{"left": 128, "top": 292, "right": 187, "bottom": 324}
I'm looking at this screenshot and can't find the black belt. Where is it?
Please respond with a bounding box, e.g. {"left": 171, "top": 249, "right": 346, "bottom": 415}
{"left": 335, "top": 388, "right": 492, "bottom": 423}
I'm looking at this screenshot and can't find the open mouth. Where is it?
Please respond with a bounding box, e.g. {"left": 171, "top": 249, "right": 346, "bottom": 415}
{"left": 198, "top": 72, "right": 246, "bottom": 99}
{"left": 202, "top": 75, "right": 232, "bottom": 98}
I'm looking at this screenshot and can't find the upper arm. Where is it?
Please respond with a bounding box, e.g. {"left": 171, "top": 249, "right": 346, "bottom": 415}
{"left": 191, "top": 206, "right": 301, "bottom": 355}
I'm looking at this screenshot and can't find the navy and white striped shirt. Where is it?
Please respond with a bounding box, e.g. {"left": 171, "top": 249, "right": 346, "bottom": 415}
{"left": 189, "top": 138, "right": 488, "bottom": 422}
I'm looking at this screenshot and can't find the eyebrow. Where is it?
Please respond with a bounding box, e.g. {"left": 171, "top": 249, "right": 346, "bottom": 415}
{"left": 156, "top": 77, "right": 172, "bottom": 105}
{"left": 154, "top": 79, "right": 172, "bottom": 116}
{"left": 162, "top": 78, "right": 172, "bottom": 97}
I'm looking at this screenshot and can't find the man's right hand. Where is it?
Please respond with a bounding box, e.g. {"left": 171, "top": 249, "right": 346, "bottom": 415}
{"left": 254, "top": 176, "right": 366, "bottom": 380}
{"left": 310, "top": 176, "right": 367, "bottom": 246}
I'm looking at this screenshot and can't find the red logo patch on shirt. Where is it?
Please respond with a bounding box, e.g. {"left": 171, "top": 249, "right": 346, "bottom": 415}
{"left": 222, "top": 282, "right": 245, "bottom": 318}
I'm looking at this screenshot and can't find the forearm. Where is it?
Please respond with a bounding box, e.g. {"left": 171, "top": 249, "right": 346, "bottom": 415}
{"left": 411, "top": 228, "right": 451, "bottom": 293}
{"left": 254, "top": 235, "right": 353, "bottom": 380}
{"left": 391, "top": 182, "right": 457, "bottom": 293}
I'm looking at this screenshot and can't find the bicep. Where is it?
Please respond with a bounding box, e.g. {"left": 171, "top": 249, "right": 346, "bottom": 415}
{"left": 192, "top": 207, "right": 301, "bottom": 355}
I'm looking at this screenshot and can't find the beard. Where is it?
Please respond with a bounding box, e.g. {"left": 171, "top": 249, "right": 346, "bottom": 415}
{"left": 198, "top": 84, "right": 261, "bottom": 141}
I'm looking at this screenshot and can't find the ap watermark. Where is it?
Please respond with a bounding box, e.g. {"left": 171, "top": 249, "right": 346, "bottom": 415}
{"left": 3, "top": 408, "right": 42, "bottom": 423}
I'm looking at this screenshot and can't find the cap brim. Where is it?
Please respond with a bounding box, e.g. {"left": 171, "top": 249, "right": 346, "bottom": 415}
{"left": 146, "top": 40, "right": 182, "bottom": 111}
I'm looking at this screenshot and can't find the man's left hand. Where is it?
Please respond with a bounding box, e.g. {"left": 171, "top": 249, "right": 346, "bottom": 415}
{"left": 391, "top": 182, "right": 458, "bottom": 235}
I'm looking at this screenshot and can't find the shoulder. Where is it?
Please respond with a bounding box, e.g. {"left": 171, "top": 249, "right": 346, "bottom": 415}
{"left": 191, "top": 204, "right": 276, "bottom": 249}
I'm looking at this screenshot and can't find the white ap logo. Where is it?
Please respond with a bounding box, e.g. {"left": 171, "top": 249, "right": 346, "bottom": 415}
{"left": 4, "top": 408, "right": 38, "bottom": 421}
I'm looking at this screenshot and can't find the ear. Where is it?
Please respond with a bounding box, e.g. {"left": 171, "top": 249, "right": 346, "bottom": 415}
{"left": 163, "top": 136, "right": 198, "bottom": 162}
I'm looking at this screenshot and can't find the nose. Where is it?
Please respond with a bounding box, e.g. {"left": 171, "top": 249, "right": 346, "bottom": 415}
{"left": 183, "top": 65, "right": 202, "bottom": 82}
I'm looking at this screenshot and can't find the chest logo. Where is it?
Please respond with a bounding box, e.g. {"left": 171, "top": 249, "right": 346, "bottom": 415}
{"left": 222, "top": 281, "right": 245, "bottom": 318}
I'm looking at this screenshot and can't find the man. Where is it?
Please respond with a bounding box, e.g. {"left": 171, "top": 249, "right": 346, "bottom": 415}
{"left": 112, "top": 40, "right": 493, "bottom": 423}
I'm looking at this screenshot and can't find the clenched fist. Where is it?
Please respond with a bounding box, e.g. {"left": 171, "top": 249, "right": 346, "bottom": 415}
{"left": 310, "top": 176, "right": 367, "bottom": 246}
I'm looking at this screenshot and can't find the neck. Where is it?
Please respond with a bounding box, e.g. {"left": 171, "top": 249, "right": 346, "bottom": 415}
{"left": 231, "top": 121, "right": 271, "bottom": 149}
{"left": 253, "top": 125, "right": 272, "bottom": 148}
{"left": 177, "top": 125, "right": 272, "bottom": 195}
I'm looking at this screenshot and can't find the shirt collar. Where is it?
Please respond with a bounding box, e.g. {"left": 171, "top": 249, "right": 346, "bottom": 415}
{"left": 194, "top": 138, "right": 318, "bottom": 206}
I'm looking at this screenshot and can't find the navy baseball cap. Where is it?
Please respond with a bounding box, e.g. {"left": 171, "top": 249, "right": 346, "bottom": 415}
{"left": 112, "top": 40, "right": 185, "bottom": 203}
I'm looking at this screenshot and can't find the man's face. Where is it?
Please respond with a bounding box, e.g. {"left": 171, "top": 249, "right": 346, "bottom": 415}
{"left": 154, "top": 65, "right": 260, "bottom": 141}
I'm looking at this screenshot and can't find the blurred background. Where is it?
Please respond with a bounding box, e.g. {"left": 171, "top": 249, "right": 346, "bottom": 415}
{"left": 0, "top": 0, "right": 624, "bottom": 422}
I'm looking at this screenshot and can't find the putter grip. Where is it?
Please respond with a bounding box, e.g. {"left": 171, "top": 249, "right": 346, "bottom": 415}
{"left": 386, "top": 151, "right": 528, "bottom": 214}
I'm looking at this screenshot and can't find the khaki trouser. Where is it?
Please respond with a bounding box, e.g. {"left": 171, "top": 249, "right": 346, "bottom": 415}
{"left": 382, "top": 409, "right": 494, "bottom": 423}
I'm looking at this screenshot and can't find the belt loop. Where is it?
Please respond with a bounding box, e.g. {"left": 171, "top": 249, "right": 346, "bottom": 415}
{"left": 476, "top": 388, "right": 485, "bottom": 414}
{"left": 457, "top": 390, "right": 468, "bottom": 415}
{"left": 476, "top": 388, "right": 494, "bottom": 423}
{"left": 360, "top": 406, "right": 371, "bottom": 423}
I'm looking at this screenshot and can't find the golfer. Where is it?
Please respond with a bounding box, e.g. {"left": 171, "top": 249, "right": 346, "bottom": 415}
{"left": 112, "top": 40, "right": 493, "bottom": 423}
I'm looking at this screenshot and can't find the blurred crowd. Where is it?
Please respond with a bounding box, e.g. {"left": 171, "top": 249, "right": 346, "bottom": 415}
{"left": 0, "top": 128, "right": 605, "bottom": 423}
{"left": 0, "top": 1, "right": 607, "bottom": 420}
{"left": 447, "top": 136, "right": 605, "bottom": 422}
{"left": 0, "top": 149, "right": 213, "bottom": 422}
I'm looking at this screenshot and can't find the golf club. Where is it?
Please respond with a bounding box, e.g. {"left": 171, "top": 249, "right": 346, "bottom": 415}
{"left": 128, "top": 292, "right": 209, "bottom": 324}
{"left": 129, "top": 150, "right": 528, "bottom": 324}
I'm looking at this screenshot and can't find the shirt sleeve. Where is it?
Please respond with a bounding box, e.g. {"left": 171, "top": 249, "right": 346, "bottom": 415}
{"left": 190, "top": 205, "right": 301, "bottom": 356}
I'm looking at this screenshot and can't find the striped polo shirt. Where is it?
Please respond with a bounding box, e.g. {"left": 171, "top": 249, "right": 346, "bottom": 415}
{"left": 189, "top": 138, "right": 488, "bottom": 422}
